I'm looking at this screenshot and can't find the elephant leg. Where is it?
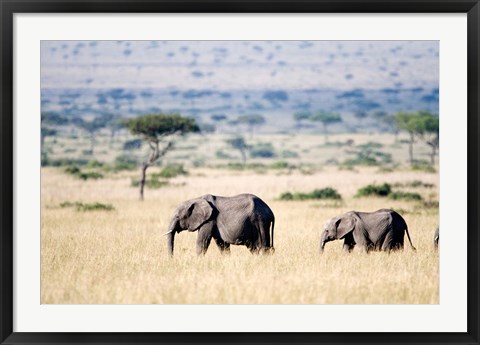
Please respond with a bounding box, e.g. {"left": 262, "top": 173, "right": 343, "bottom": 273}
{"left": 342, "top": 233, "right": 355, "bottom": 253}
{"left": 257, "top": 220, "right": 271, "bottom": 251}
{"left": 249, "top": 247, "right": 260, "bottom": 254}
{"left": 196, "top": 227, "right": 213, "bottom": 256}
{"left": 352, "top": 231, "right": 372, "bottom": 253}
{"left": 343, "top": 242, "right": 355, "bottom": 253}
{"left": 214, "top": 237, "right": 231, "bottom": 254}
{"left": 381, "top": 230, "right": 403, "bottom": 252}
{"left": 246, "top": 240, "right": 260, "bottom": 254}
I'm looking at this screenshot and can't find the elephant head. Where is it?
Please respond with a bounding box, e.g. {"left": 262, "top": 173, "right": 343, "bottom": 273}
{"left": 320, "top": 213, "right": 357, "bottom": 253}
{"left": 164, "top": 198, "right": 215, "bottom": 256}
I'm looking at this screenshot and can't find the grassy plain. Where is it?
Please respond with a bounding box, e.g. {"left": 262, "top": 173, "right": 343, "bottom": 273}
{"left": 41, "top": 132, "right": 439, "bottom": 304}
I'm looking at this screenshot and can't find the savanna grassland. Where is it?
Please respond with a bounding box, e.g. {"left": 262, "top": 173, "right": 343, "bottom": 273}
{"left": 41, "top": 132, "right": 439, "bottom": 304}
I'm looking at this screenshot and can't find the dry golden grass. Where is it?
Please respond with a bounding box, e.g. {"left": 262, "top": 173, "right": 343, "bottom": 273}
{"left": 41, "top": 163, "right": 438, "bottom": 304}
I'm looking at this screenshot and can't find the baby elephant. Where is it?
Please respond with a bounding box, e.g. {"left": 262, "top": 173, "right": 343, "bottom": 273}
{"left": 164, "top": 193, "right": 275, "bottom": 256}
{"left": 320, "top": 208, "right": 416, "bottom": 253}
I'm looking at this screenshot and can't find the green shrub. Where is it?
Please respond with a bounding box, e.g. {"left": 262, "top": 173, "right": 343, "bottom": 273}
{"left": 64, "top": 165, "right": 103, "bottom": 180}
{"left": 156, "top": 164, "right": 188, "bottom": 178}
{"left": 249, "top": 142, "right": 275, "bottom": 158}
{"left": 114, "top": 155, "right": 138, "bottom": 171}
{"left": 270, "top": 161, "right": 290, "bottom": 169}
{"left": 43, "top": 158, "right": 89, "bottom": 167}
{"left": 131, "top": 178, "right": 169, "bottom": 189}
{"left": 78, "top": 172, "right": 103, "bottom": 180}
{"left": 82, "top": 149, "right": 93, "bottom": 155}
{"left": 394, "top": 180, "right": 435, "bottom": 188}
{"left": 343, "top": 156, "right": 379, "bottom": 166}
{"left": 310, "top": 188, "right": 342, "bottom": 199}
{"left": 76, "top": 202, "right": 114, "bottom": 211}
{"left": 377, "top": 166, "right": 395, "bottom": 173}
{"left": 218, "top": 163, "right": 268, "bottom": 171}
{"left": 60, "top": 201, "right": 114, "bottom": 211}
{"left": 357, "top": 141, "right": 383, "bottom": 149}
{"left": 321, "top": 141, "right": 345, "bottom": 148}
{"left": 279, "top": 187, "right": 342, "bottom": 201}
{"left": 355, "top": 183, "right": 392, "bottom": 197}
{"left": 86, "top": 160, "right": 104, "bottom": 168}
{"left": 388, "top": 191, "right": 422, "bottom": 201}
{"left": 64, "top": 165, "right": 81, "bottom": 175}
{"left": 215, "top": 150, "right": 234, "bottom": 159}
{"left": 123, "top": 139, "right": 143, "bottom": 150}
{"left": 279, "top": 192, "right": 295, "bottom": 200}
{"left": 281, "top": 150, "right": 299, "bottom": 158}
{"left": 411, "top": 163, "right": 436, "bottom": 173}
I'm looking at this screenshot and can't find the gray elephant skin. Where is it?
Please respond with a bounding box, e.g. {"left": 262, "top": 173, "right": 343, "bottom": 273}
{"left": 320, "top": 208, "right": 416, "bottom": 253}
{"left": 164, "top": 193, "right": 275, "bottom": 256}
{"left": 434, "top": 226, "right": 439, "bottom": 250}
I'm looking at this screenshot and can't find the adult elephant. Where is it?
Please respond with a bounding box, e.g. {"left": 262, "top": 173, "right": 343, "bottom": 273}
{"left": 164, "top": 193, "right": 275, "bottom": 256}
{"left": 434, "top": 226, "right": 439, "bottom": 250}
{"left": 320, "top": 208, "right": 416, "bottom": 253}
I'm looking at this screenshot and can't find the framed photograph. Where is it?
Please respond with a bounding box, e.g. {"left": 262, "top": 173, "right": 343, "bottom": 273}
{"left": 1, "top": 1, "right": 478, "bottom": 344}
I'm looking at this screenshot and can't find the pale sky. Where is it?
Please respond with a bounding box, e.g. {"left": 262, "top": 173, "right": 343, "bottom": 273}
{"left": 41, "top": 40, "right": 439, "bottom": 91}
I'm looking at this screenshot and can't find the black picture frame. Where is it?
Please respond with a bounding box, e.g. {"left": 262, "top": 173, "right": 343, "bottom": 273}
{"left": 1, "top": 1, "right": 479, "bottom": 344}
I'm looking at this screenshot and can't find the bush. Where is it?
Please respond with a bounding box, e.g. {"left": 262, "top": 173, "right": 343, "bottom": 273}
{"left": 78, "top": 172, "right": 103, "bottom": 180}
{"left": 411, "top": 162, "right": 436, "bottom": 173}
{"left": 123, "top": 139, "right": 143, "bottom": 150}
{"left": 279, "top": 187, "right": 342, "bottom": 201}
{"left": 43, "top": 158, "right": 89, "bottom": 167}
{"left": 270, "top": 161, "right": 290, "bottom": 169}
{"left": 86, "top": 160, "right": 103, "bottom": 168}
{"left": 343, "top": 156, "right": 379, "bottom": 166}
{"left": 131, "top": 178, "right": 169, "bottom": 189}
{"left": 343, "top": 147, "right": 392, "bottom": 167}
{"left": 60, "top": 201, "right": 114, "bottom": 211}
{"left": 388, "top": 191, "right": 422, "bottom": 201}
{"left": 310, "top": 188, "right": 342, "bottom": 199}
{"left": 76, "top": 202, "right": 114, "bottom": 211}
{"left": 114, "top": 155, "right": 137, "bottom": 171}
{"left": 393, "top": 180, "right": 435, "bottom": 188}
{"left": 249, "top": 142, "right": 275, "bottom": 158}
{"left": 356, "top": 183, "right": 425, "bottom": 202}
{"left": 215, "top": 150, "right": 234, "bottom": 159}
{"left": 357, "top": 141, "right": 383, "bottom": 149}
{"left": 281, "top": 150, "right": 299, "bottom": 158}
{"left": 156, "top": 164, "right": 188, "bottom": 178}
{"left": 355, "top": 183, "right": 392, "bottom": 197}
{"left": 217, "top": 163, "right": 268, "bottom": 171}
{"left": 64, "top": 165, "right": 81, "bottom": 175}
{"left": 64, "top": 165, "right": 103, "bottom": 180}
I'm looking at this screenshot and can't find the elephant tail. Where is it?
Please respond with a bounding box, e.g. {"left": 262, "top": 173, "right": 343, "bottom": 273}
{"left": 270, "top": 217, "right": 275, "bottom": 248}
{"left": 405, "top": 225, "right": 416, "bottom": 251}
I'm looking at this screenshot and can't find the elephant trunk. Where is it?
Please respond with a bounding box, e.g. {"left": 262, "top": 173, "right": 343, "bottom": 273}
{"left": 166, "top": 219, "right": 178, "bottom": 257}
{"left": 320, "top": 232, "right": 327, "bottom": 253}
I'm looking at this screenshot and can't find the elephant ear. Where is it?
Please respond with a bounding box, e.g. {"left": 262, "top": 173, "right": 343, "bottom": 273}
{"left": 187, "top": 199, "right": 214, "bottom": 231}
{"left": 336, "top": 215, "right": 356, "bottom": 239}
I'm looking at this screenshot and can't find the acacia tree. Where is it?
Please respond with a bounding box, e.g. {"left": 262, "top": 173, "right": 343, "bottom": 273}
{"left": 226, "top": 137, "right": 248, "bottom": 166}
{"left": 394, "top": 112, "right": 418, "bottom": 164}
{"left": 309, "top": 112, "right": 342, "bottom": 142}
{"left": 124, "top": 113, "right": 199, "bottom": 200}
{"left": 75, "top": 116, "right": 109, "bottom": 154}
{"left": 41, "top": 111, "right": 68, "bottom": 152}
{"left": 417, "top": 112, "right": 439, "bottom": 165}
{"left": 210, "top": 114, "right": 227, "bottom": 133}
{"left": 293, "top": 111, "right": 311, "bottom": 130}
{"left": 236, "top": 114, "right": 266, "bottom": 138}
{"left": 394, "top": 111, "right": 438, "bottom": 165}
